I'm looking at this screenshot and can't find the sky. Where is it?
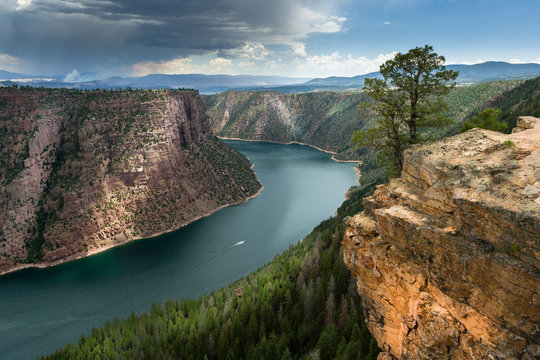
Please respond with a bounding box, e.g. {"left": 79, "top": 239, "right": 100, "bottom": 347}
{"left": 0, "top": 0, "right": 539, "bottom": 79}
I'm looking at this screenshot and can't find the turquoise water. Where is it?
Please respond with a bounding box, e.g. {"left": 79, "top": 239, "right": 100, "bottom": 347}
{"left": 0, "top": 140, "right": 357, "bottom": 359}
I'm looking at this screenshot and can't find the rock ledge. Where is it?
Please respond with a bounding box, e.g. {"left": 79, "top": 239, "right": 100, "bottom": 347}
{"left": 343, "top": 116, "right": 540, "bottom": 359}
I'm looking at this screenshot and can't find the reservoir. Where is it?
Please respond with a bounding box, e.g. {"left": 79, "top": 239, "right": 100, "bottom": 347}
{"left": 0, "top": 140, "right": 358, "bottom": 359}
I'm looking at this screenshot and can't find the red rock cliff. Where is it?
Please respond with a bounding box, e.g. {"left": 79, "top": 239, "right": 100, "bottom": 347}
{"left": 343, "top": 116, "right": 540, "bottom": 359}
{"left": 0, "top": 88, "right": 261, "bottom": 274}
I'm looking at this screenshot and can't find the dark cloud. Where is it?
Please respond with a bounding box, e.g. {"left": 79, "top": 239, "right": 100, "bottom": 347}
{"left": 0, "top": 0, "right": 344, "bottom": 75}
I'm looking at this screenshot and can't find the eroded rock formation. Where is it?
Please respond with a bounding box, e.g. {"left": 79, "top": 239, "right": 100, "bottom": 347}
{"left": 343, "top": 116, "right": 540, "bottom": 359}
{"left": 0, "top": 88, "right": 261, "bottom": 274}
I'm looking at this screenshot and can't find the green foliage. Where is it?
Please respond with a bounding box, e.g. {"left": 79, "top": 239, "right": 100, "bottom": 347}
{"left": 460, "top": 108, "right": 507, "bottom": 133}
{"left": 481, "top": 76, "right": 540, "bottom": 131}
{"left": 504, "top": 244, "right": 522, "bottom": 256}
{"left": 503, "top": 140, "right": 516, "bottom": 147}
{"left": 205, "top": 90, "right": 372, "bottom": 161}
{"left": 353, "top": 45, "right": 458, "bottom": 176}
{"left": 438, "top": 80, "right": 523, "bottom": 137}
{"left": 25, "top": 204, "right": 46, "bottom": 262}
{"left": 205, "top": 80, "right": 521, "bottom": 162}
{"left": 352, "top": 79, "right": 409, "bottom": 177}
{"left": 378, "top": 44, "right": 459, "bottom": 143}
{"left": 42, "top": 164, "right": 386, "bottom": 360}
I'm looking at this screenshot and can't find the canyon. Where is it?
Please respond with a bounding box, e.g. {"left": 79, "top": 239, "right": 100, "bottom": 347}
{"left": 204, "top": 81, "right": 523, "bottom": 161}
{"left": 343, "top": 116, "right": 540, "bottom": 359}
{"left": 0, "top": 87, "right": 261, "bottom": 275}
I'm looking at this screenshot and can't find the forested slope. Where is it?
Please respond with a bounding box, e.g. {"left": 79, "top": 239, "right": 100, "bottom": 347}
{"left": 205, "top": 80, "right": 522, "bottom": 160}
{"left": 39, "top": 77, "right": 538, "bottom": 359}
{"left": 43, "top": 163, "right": 386, "bottom": 360}
{"left": 477, "top": 76, "right": 540, "bottom": 130}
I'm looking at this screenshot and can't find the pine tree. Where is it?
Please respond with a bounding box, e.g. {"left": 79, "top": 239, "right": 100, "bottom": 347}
{"left": 325, "top": 293, "right": 336, "bottom": 325}
{"left": 460, "top": 107, "right": 507, "bottom": 133}
{"left": 354, "top": 45, "right": 458, "bottom": 175}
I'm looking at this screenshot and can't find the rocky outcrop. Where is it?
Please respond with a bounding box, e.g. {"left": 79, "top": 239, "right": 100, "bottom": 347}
{"left": 343, "top": 116, "right": 540, "bottom": 359}
{"left": 0, "top": 87, "right": 261, "bottom": 274}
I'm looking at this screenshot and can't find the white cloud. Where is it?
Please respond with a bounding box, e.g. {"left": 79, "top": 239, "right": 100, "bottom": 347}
{"left": 384, "top": 21, "right": 391, "bottom": 25}
{"left": 224, "top": 43, "right": 273, "bottom": 61}
{"left": 313, "top": 21, "right": 343, "bottom": 33}
{"left": 63, "top": 69, "right": 97, "bottom": 82}
{"left": 132, "top": 58, "right": 195, "bottom": 76}
{"left": 509, "top": 58, "right": 525, "bottom": 64}
{"left": 209, "top": 57, "right": 233, "bottom": 71}
{"left": 64, "top": 69, "right": 81, "bottom": 82}
{"left": 298, "top": 6, "right": 326, "bottom": 22}
{"left": 296, "top": 51, "right": 397, "bottom": 77}
{"left": 265, "top": 60, "right": 284, "bottom": 72}
{"left": 446, "top": 59, "right": 485, "bottom": 65}
{"left": 294, "top": 6, "right": 347, "bottom": 36}
{"left": 16, "top": 0, "right": 32, "bottom": 11}
{"left": 292, "top": 43, "right": 307, "bottom": 57}
{"left": 3, "top": 0, "right": 351, "bottom": 75}
{"left": 0, "top": 53, "right": 23, "bottom": 72}
{"left": 238, "top": 60, "right": 255, "bottom": 68}
{"left": 132, "top": 56, "right": 236, "bottom": 76}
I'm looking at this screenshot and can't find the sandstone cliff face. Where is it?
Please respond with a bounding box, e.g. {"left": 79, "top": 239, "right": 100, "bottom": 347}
{"left": 0, "top": 88, "right": 261, "bottom": 274}
{"left": 343, "top": 116, "right": 540, "bottom": 359}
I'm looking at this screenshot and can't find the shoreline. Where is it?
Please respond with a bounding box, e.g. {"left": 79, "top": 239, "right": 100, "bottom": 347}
{"left": 217, "top": 136, "right": 361, "bottom": 164}
{"left": 221, "top": 136, "right": 363, "bottom": 215}
{"left": 353, "top": 166, "right": 362, "bottom": 185}
{"left": 1, "top": 139, "right": 358, "bottom": 277}
{"left": 0, "top": 183, "right": 264, "bottom": 277}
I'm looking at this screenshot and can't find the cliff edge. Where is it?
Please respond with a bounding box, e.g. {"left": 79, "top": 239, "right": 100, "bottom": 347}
{"left": 343, "top": 116, "right": 539, "bottom": 359}
{"left": 0, "top": 88, "right": 261, "bottom": 274}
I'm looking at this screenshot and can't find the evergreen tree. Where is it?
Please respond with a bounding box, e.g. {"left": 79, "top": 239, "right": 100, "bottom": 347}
{"left": 317, "top": 324, "right": 338, "bottom": 360}
{"left": 380, "top": 45, "right": 459, "bottom": 143}
{"left": 354, "top": 45, "right": 458, "bottom": 175}
{"left": 41, "top": 173, "right": 386, "bottom": 360}
{"left": 460, "top": 107, "right": 507, "bottom": 133}
{"left": 325, "top": 293, "right": 336, "bottom": 326}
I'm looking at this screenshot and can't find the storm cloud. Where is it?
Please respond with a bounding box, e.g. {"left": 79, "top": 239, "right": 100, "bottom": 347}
{"left": 0, "top": 0, "right": 347, "bottom": 75}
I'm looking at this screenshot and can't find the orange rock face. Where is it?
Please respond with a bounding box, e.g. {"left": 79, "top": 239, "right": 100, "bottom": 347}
{"left": 0, "top": 88, "right": 261, "bottom": 274}
{"left": 343, "top": 117, "right": 540, "bottom": 359}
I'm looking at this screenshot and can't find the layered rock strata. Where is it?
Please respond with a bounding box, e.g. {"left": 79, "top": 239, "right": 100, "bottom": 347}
{"left": 343, "top": 116, "right": 540, "bottom": 359}
{"left": 0, "top": 88, "right": 261, "bottom": 274}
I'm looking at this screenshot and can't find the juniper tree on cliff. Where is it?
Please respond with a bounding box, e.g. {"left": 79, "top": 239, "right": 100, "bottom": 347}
{"left": 353, "top": 45, "right": 458, "bottom": 176}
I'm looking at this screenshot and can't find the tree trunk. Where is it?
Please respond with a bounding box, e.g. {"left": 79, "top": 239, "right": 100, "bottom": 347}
{"left": 409, "top": 120, "right": 417, "bottom": 143}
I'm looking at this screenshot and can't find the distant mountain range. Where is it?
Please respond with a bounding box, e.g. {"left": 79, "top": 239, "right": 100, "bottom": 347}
{"left": 1, "top": 61, "right": 539, "bottom": 94}
{"left": 0, "top": 73, "right": 310, "bottom": 94}
{"left": 0, "top": 70, "right": 63, "bottom": 81}
{"left": 273, "top": 62, "right": 540, "bottom": 93}
{"left": 447, "top": 62, "right": 540, "bottom": 83}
